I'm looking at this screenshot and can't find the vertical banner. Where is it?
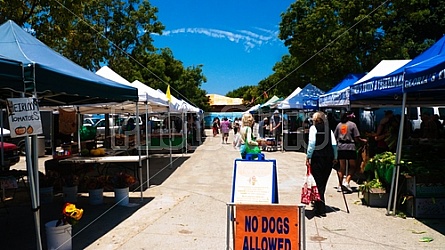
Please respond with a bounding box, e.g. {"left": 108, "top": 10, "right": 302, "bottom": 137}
{"left": 235, "top": 204, "right": 299, "bottom": 250}
{"left": 6, "top": 98, "right": 43, "bottom": 138}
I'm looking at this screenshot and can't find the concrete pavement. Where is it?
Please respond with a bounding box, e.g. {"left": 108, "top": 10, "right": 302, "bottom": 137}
{"left": 5, "top": 129, "right": 445, "bottom": 249}
{"left": 86, "top": 130, "right": 445, "bottom": 250}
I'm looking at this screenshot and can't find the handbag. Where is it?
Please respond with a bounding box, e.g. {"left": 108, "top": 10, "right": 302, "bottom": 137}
{"left": 301, "top": 162, "right": 321, "bottom": 204}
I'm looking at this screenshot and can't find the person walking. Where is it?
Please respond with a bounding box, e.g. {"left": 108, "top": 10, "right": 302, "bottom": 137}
{"left": 220, "top": 117, "right": 231, "bottom": 144}
{"left": 239, "top": 113, "right": 260, "bottom": 159}
{"left": 305, "top": 111, "right": 338, "bottom": 217}
{"left": 270, "top": 110, "right": 282, "bottom": 146}
{"left": 212, "top": 117, "right": 219, "bottom": 137}
{"left": 334, "top": 111, "right": 367, "bottom": 193}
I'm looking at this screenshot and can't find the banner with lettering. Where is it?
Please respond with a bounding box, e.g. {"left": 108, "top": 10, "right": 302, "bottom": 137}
{"left": 7, "top": 98, "right": 43, "bottom": 138}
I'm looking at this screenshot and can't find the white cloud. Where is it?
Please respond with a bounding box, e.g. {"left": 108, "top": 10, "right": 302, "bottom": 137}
{"left": 156, "top": 27, "right": 281, "bottom": 52}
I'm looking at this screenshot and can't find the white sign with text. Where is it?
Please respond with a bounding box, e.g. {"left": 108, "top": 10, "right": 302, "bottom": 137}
{"left": 7, "top": 98, "right": 43, "bottom": 138}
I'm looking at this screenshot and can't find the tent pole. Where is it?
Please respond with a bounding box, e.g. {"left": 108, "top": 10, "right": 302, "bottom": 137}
{"left": 387, "top": 92, "right": 406, "bottom": 215}
{"left": 30, "top": 64, "right": 43, "bottom": 250}
{"left": 77, "top": 107, "right": 81, "bottom": 151}
{"left": 25, "top": 136, "right": 42, "bottom": 250}
{"left": 144, "top": 100, "right": 150, "bottom": 190}
{"left": 136, "top": 103, "right": 143, "bottom": 201}
{"left": 281, "top": 109, "right": 284, "bottom": 152}
{"left": 1, "top": 109, "right": 4, "bottom": 166}
{"left": 168, "top": 106, "right": 173, "bottom": 169}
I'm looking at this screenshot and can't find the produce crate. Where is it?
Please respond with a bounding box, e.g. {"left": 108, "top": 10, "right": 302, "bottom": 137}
{"left": 405, "top": 196, "right": 445, "bottom": 219}
{"left": 406, "top": 176, "right": 445, "bottom": 198}
{"left": 362, "top": 188, "right": 389, "bottom": 208}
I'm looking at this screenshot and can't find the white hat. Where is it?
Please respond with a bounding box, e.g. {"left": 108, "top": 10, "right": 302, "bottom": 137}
{"left": 274, "top": 110, "right": 279, "bottom": 114}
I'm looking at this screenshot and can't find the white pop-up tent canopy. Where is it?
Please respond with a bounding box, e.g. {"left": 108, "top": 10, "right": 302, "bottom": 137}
{"left": 156, "top": 89, "right": 201, "bottom": 113}
{"left": 277, "top": 87, "right": 302, "bottom": 109}
{"left": 95, "top": 66, "right": 168, "bottom": 112}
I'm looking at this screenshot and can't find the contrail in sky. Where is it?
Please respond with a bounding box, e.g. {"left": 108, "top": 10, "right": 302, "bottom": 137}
{"left": 155, "top": 27, "right": 281, "bottom": 52}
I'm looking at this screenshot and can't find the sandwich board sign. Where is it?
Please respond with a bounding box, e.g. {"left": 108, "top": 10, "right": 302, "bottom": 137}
{"left": 231, "top": 154, "right": 278, "bottom": 204}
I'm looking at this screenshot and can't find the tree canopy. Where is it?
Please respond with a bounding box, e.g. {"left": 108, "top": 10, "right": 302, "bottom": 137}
{"left": 257, "top": 0, "right": 445, "bottom": 101}
{"left": 0, "top": 0, "right": 209, "bottom": 110}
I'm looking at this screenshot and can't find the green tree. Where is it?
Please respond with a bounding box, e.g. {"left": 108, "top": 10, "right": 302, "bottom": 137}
{"left": 277, "top": 0, "right": 445, "bottom": 92}
{"left": 0, "top": 0, "right": 210, "bottom": 110}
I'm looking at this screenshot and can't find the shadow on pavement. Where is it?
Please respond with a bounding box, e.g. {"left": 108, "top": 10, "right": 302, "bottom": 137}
{"left": 0, "top": 189, "right": 153, "bottom": 250}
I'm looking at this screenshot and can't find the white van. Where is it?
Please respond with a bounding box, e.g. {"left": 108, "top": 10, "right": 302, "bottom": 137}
{"left": 406, "top": 106, "right": 445, "bottom": 131}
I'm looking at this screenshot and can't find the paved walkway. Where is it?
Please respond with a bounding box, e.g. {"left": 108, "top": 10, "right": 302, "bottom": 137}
{"left": 85, "top": 129, "right": 445, "bottom": 250}
{"left": 4, "top": 129, "right": 444, "bottom": 249}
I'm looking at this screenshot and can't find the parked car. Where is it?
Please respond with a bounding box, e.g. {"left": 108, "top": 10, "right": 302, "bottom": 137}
{"left": 83, "top": 117, "right": 101, "bottom": 127}
{"left": 94, "top": 116, "right": 143, "bottom": 139}
{"left": 0, "top": 141, "right": 20, "bottom": 171}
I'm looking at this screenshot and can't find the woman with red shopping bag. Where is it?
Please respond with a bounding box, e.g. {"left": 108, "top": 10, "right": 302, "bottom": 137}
{"left": 305, "top": 111, "right": 338, "bottom": 217}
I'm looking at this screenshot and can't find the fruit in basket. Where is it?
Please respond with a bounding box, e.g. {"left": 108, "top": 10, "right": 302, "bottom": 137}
{"left": 90, "top": 148, "right": 106, "bottom": 156}
{"left": 80, "top": 149, "right": 90, "bottom": 156}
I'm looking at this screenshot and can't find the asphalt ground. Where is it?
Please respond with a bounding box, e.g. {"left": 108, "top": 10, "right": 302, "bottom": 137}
{"left": 2, "top": 129, "right": 444, "bottom": 249}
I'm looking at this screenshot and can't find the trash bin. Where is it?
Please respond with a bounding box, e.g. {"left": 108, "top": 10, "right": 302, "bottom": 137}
{"left": 38, "top": 136, "right": 45, "bottom": 157}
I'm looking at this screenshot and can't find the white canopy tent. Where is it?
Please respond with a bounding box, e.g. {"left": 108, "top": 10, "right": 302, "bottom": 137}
{"left": 277, "top": 87, "right": 302, "bottom": 109}
{"left": 96, "top": 66, "right": 168, "bottom": 112}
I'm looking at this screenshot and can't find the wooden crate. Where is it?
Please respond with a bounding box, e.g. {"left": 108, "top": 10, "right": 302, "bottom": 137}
{"left": 405, "top": 197, "right": 445, "bottom": 219}
{"left": 362, "top": 188, "right": 389, "bottom": 208}
{"left": 406, "top": 176, "right": 445, "bottom": 198}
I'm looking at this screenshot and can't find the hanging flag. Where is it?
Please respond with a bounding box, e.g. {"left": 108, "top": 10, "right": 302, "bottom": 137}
{"left": 166, "top": 85, "right": 172, "bottom": 103}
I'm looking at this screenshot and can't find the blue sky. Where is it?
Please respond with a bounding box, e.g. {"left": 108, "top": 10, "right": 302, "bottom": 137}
{"left": 151, "top": 0, "right": 295, "bottom": 95}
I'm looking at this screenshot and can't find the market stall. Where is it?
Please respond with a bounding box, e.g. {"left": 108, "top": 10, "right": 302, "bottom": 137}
{"left": 346, "top": 35, "right": 445, "bottom": 217}
{"left": 0, "top": 20, "right": 139, "bottom": 249}
{"left": 278, "top": 83, "right": 325, "bottom": 151}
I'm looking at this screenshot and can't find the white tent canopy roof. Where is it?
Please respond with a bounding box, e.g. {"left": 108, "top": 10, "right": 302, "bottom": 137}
{"left": 354, "top": 60, "right": 411, "bottom": 85}
{"left": 156, "top": 89, "right": 200, "bottom": 113}
{"left": 277, "top": 87, "right": 302, "bottom": 109}
{"left": 95, "top": 66, "right": 168, "bottom": 112}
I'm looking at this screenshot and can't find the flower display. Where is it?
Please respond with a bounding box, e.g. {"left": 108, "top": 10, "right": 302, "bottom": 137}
{"left": 56, "top": 203, "right": 83, "bottom": 227}
{"left": 84, "top": 175, "right": 110, "bottom": 190}
{"left": 111, "top": 172, "right": 137, "bottom": 188}
{"left": 62, "top": 174, "right": 79, "bottom": 187}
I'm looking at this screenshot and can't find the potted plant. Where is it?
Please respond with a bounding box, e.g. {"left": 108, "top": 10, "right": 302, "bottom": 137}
{"left": 45, "top": 202, "right": 83, "bottom": 250}
{"left": 359, "top": 152, "right": 396, "bottom": 207}
{"left": 62, "top": 174, "right": 80, "bottom": 203}
{"left": 39, "top": 171, "right": 57, "bottom": 204}
{"left": 111, "top": 172, "right": 137, "bottom": 206}
{"left": 83, "top": 175, "right": 110, "bottom": 205}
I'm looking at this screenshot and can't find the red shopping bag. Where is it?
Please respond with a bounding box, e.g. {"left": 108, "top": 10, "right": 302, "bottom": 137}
{"left": 301, "top": 162, "right": 321, "bottom": 204}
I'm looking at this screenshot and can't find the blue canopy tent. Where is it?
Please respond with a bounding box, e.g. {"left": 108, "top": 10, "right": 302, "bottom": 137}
{"left": 281, "top": 83, "right": 325, "bottom": 110}
{"left": 0, "top": 20, "right": 138, "bottom": 106}
{"left": 0, "top": 56, "right": 25, "bottom": 83}
{"left": 349, "top": 60, "right": 411, "bottom": 106}
{"left": 0, "top": 20, "right": 138, "bottom": 249}
{"left": 349, "top": 35, "right": 445, "bottom": 216}
{"left": 318, "top": 73, "right": 366, "bottom": 108}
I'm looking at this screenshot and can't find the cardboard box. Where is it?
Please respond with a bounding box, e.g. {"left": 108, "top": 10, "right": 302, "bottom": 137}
{"left": 363, "top": 188, "right": 389, "bottom": 207}
{"left": 405, "top": 197, "right": 445, "bottom": 219}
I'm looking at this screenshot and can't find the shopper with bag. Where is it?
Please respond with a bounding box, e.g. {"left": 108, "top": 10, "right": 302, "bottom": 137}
{"left": 305, "top": 111, "right": 338, "bottom": 217}
{"left": 239, "top": 113, "right": 261, "bottom": 159}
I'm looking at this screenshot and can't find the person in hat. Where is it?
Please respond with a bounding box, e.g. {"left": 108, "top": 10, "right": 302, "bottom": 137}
{"left": 334, "top": 111, "right": 367, "bottom": 193}
{"left": 270, "top": 110, "right": 282, "bottom": 145}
